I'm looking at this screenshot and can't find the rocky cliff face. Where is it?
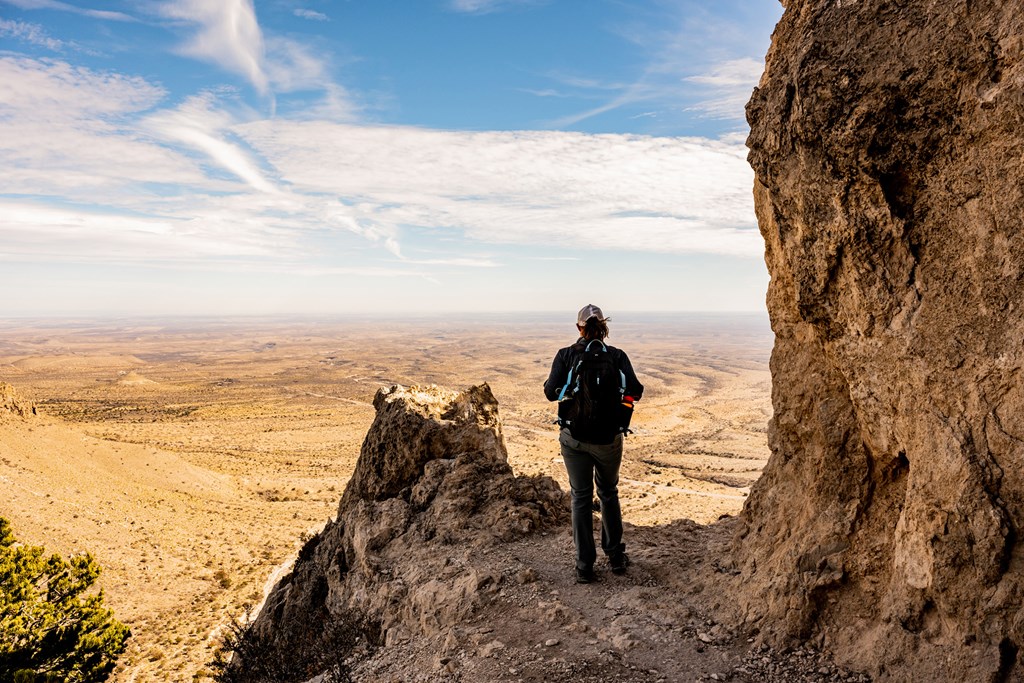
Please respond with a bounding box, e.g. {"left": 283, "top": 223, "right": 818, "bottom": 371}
{"left": 732, "top": 1, "right": 1024, "bottom": 680}
{"left": 245, "top": 384, "right": 568, "bottom": 678}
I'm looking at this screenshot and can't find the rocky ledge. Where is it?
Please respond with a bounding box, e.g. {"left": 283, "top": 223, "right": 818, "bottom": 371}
{"left": 242, "top": 384, "right": 569, "bottom": 679}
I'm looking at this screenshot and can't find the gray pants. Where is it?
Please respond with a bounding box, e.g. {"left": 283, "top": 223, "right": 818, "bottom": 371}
{"left": 559, "top": 428, "right": 625, "bottom": 570}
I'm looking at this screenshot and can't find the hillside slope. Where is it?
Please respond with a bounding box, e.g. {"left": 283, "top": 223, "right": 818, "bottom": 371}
{"left": 0, "top": 384, "right": 306, "bottom": 681}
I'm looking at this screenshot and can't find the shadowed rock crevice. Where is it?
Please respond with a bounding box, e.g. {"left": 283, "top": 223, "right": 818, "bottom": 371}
{"left": 728, "top": 1, "right": 1024, "bottom": 680}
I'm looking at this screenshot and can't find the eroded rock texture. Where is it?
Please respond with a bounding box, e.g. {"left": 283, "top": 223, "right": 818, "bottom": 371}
{"left": 0, "top": 383, "right": 36, "bottom": 418}
{"left": 732, "top": 1, "right": 1024, "bottom": 680}
{"left": 246, "top": 384, "right": 568, "bottom": 677}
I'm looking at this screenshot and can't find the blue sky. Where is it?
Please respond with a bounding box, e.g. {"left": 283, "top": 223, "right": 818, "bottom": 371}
{"left": 0, "top": 0, "right": 782, "bottom": 317}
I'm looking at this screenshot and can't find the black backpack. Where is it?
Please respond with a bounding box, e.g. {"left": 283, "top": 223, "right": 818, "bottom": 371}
{"left": 556, "top": 340, "right": 631, "bottom": 444}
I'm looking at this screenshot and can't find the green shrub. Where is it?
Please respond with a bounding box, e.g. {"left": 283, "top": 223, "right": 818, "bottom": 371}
{"left": 0, "top": 517, "right": 130, "bottom": 682}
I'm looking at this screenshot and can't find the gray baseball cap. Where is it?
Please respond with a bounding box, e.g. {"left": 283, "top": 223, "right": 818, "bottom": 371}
{"left": 577, "top": 304, "right": 605, "bottom": 325}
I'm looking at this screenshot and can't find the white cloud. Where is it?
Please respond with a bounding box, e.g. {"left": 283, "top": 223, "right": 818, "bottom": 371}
{"left": 517, "top": 87, "right": 570, "bottom": 98}
{"left": 0, "top": 200, "right": 284, "bottom": 262}
{"left": 0, "top": 56, "right": 213, "bottom": 198}
{"left": 0, "top": 56, "right": 163, "bottom": 116}
{"left": 0, "top": 58, "right": 398, "bottom": 269}
{"left": 448, "top": 0, "right": 536, "bottom": 13}
{"left": 1, "top": 0, "right": 134, "bottom": 21}
{"left": 237, "top": 122, "right": 759, "bottom": 256}
{"left": 291, "top": 83, "right": 358, "bottom": 122}
{"left": 685, "top": 58, "right": 764, "bottom": 88}
{"left": 549, "top": 85, "right": 651, "bottom": 128}
{"left": 684, "top": 58, "right": 764, "bottom": 120}
{"left": 156, "top": 1, "right": 350, "bottom": 116}
{"left": 263, "top": 35, "right": 332, "bottom": 93}
{"left": 404, "top": 257, "right": 498, "bottom": 268}
{"left": 143, "top": 94, "right": 277, "bottom": 193}
{"left": 293, "top": 8, "right": 328, "bottom": 21}
{"left": 546, "top": 9, "right": 770, "bottom": 127}
{"left": 449, "top": 0, "right": 487, "bottom": 10}
{"left": 0, "top": 18, "right": 64, "bottom": 50}
{"left": 0, "top": 55, "right": 759, "bottom": 293}
{"left": 160, "top": 0, "right": 270, "bottom": 95}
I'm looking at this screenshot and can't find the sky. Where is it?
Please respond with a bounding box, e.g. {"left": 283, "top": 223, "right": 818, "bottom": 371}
{"left": 0, "top": 0, "right": 783, "bottom": 317}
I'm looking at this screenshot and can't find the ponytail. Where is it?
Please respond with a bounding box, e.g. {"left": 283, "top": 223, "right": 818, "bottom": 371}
{"left": 580, "top": 316, "right": 610, "bottom": 340}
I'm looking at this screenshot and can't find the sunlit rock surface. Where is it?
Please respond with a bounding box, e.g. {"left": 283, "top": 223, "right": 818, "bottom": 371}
{"left": 246, "top": 384, "right": 568, "bottom": 677}
{"left": 731, "top": 1, "right": 1024, "bottom": 680}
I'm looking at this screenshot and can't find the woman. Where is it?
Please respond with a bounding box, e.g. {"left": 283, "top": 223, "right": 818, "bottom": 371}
{"left": 543, "top": 305, "right": 644, "bottom": 583}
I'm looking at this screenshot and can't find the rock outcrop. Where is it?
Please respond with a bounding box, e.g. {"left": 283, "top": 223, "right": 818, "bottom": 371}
{"left": 245, "top": 384, "right": 568, "bottom": 678}
{"left": 0, "top": 383, "right": 36, "bottom": 418}
{"left": 731, "top": 1, "right": 1024, "bottom": 680}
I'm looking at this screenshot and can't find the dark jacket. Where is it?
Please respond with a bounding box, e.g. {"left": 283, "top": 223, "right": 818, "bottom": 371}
{"left": 543, "top": 338, "right": 644, "bottom": 402}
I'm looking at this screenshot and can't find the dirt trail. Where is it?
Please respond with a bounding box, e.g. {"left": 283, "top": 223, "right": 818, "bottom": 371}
{"left": 349, "top": 520, "right": 871, "bottom": 683}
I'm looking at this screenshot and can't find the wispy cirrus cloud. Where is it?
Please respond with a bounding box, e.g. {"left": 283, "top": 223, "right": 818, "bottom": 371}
{"left": 0, "top": 54, "right": 758, "bottom": 294}
{"left": 684, "top": 57, "right": 764, "bottom": 119}
{"left": 219, "top": 121, "right": 760, "bottom": 256}
{"left": 542, "top": 3, "right": 770, "bottom": 128}
{"left": 516, "top": 87, "right": 571, "bottom": 98}
{"left": 160, "top": 0, "right": 270, "bottom": 95}
{"left": 0, "top": 200, "right": 287, "bottom": 263}
{"left": 142, "top": 94, "right": 278, "bottom": 194}
{"left": 403, "top": 257, "right": 499, "bottom": 268}
{"left": 293, "top": 8, "right": 328, "bottom": 21}
{"left": 0, "top": 18, "right": 63, "bottom": 50}
{"left": 549, "top": 84, "right": 654, "bottom": 128}
{"left": 263, "top": 35, "right": 334, "bottom": 94}
{"left": 0, "top": 0, "right": 134, "bottom": 21}
{"left": 0, "top": 56, "right": 401, "bottom": 268}
{"left": 447, "top": 0, "right": 541, "bottom": 14}
{"left": 0, "top": 56, "right": 208, "bottom": 199}
{"left": 157, "top": 0, "right": 353, "bottom": 121}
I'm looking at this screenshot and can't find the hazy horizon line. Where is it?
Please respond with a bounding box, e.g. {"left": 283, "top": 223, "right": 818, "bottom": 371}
{"left": 0, "top": 309, "right": 769, "bottom": 323}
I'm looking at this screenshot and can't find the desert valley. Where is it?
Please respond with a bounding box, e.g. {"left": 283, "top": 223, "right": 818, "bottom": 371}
{"left": 0, "top": 313, "right": 774, "bottom": 681}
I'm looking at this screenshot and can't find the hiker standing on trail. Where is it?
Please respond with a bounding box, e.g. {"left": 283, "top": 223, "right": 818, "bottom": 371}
{"left": 544, "top": 305, "right": 644, "bottom": 584}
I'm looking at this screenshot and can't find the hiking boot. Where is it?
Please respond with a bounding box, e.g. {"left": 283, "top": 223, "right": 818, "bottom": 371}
{"left": 610, "top": 552, "right": 630, "bottom": 575}
{"left": 576, "top": 566, "right": 598, "bottom": 584}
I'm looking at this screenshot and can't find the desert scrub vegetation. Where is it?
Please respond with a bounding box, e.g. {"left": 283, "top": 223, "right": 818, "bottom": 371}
{"left": 0, "top": 517, "right": 130, "bottom": 682}
{"left": 210, "top": 604, "right": 378, "bottom": 683}
{"left": 212, "top": 569, "right": 232, "bottom": 589}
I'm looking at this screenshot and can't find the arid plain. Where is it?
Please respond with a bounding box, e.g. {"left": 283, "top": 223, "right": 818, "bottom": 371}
{"left": 0, "top": 314, "right": 773, "bottom": 681}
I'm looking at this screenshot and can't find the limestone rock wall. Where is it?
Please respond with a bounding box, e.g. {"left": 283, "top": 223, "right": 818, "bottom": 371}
{"left": 733, "top": 1, "right": 1024, "bottom": 680}
{"left": 246, "top": 384, "right": 568, "bottom": 675}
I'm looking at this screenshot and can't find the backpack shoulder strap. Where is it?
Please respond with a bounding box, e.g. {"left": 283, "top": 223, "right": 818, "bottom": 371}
{"left": 557, "top": 364, "right": 576, "bottom": 401}
{"left": 557, "top": 345, "right": 585, "bottom": 401}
